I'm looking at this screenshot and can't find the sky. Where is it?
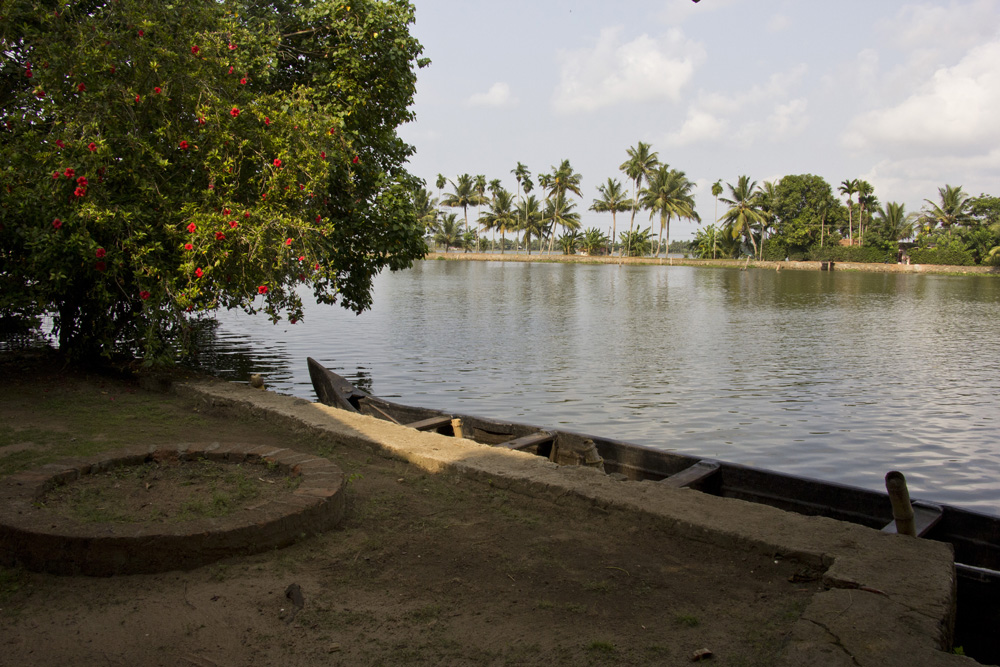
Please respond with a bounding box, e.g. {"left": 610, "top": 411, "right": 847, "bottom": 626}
{"left": 397, "top": 0, "right": 1000, "bottom": 242}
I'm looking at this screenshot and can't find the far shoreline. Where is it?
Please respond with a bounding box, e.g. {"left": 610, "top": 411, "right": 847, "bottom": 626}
{"left": 424, "top": 251, "right": 1000, "bottom": 276}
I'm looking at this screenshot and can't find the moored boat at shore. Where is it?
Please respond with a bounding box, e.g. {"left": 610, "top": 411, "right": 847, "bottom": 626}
{"left": 307, "top": 355, "right": 1000, "bottom": 658}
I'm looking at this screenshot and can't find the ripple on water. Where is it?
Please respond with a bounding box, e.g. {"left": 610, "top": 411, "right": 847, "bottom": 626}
{"left": 197, "top": 263, "right": 1000, "bottom": 514}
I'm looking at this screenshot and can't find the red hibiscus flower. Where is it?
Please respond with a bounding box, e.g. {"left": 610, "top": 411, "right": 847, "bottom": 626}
{"left": 273, "top": 158, "right": 281, "bottom": 167}
{"left": 320, "top": 151, "right": 326, "bottom": 160}
{"left": 139, "top": 290, "right": 150, "bottom": 300}
{"left": 52, "top": 218, "right": 62, "bottom": 229}
{"left": 329, "top": 127, "right": 336, "bottom": 135}
{"left": 154, "top": 86, "right": 161, "bottom": 94}
{"left": 285, "top": 238, "right": 292, "bottom": 246}
{"left": 77, "top": 83, "right": 85, "bottom": 92}
{"left": 215, "top": 231, "right": 225, "bottom": 240}
{"left": 179, "top": 140, "right": 188, "bottom": 149}
{"left": 88, "top": 142, "right": 96, "bottom": 152}
{"left": 52, "top": 171, "right": 60, "bottom": 179}
{"left": 298, "top": 255, "right": 305, "bottom": 261}
{"left": 25, "top": 69, "right": 32, "bottom": 78}
{"left": 257, "top": 285, "right": 268, "bottom": 294}
{"left": 240, "top": 77, "right": 247, "bottom": 85}
{"left": 230, "top": 107, "right": 240, "bottom": 117}
{"left": 135, "top": 94, "right": 141, "bottom": 102}
{"left": 228, "top": 220, "right": 238, "bottom": 229}
{"left": 195, "top": 267, "right": 204, "bottom": 278}
{"left": 76, "top": 177, "right": 88, "bottom": 187}
{"left": 187, "top": 222, "right": 196, "bottom": 233}
{"left": 223, "top": 208, "right": 231, "bottom": 215}
{"left": 264, "top": 117, "right": 270, "bottom": 126}
{"left": 95, "top": 261, "right": 106, "bottom": 272}
{"left": 73, "top": 186, "right": 86, "bottom": 198}
{"left": 243, "top": 211, "right": 250, "bottom": 218}
{"left": 290, "top": 318, "right": 297, "bottom": 324}
{"left": 184, "top": 243, "right": 193, "bottom": 251}
{"left": 191, "top": 45, "right": 200, "bottom": 55}
{"left": 298, "top": 273, "right": 306, "bottom": 281}
{"left": 227, "top": 66, "right": 234, "bottom": 74}
{"left": 56, "top": 139, "right": 65, "bottom": 148}
{"left": 63, "top": 167, "right": 75, "bottom": 179}
{"left": 352, "top": 156, "right": 359, "bottom": 164}
{"left": 315, "top": 215, "right": 321, "bottom": 222}
{"left": 228, "top": 43, "right": 236, "bottom": 50}
{"left": 96, "top": 247, "right": 106, "bottom": 258}
{"left": 138, "top": 30, "right": 144, "bottom": 37}
{"left": 198, "top": 117, "right": 206, "bottom": 125}
{"left": 35, "top": 90, "right": 45, "bottom": 98}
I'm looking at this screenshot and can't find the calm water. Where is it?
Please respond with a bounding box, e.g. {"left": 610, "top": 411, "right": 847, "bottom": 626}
{"left": 196, "top": 260, "right": 1000, "bottom": 515}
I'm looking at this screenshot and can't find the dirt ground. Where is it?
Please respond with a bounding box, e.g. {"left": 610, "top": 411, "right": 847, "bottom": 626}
{"left": 0, "top": 351, "right": 819, "bottom": 666}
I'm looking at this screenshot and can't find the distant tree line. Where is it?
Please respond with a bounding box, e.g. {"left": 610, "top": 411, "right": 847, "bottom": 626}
{"left": 415, "top": 142, "right": 1000, "bottom": 266}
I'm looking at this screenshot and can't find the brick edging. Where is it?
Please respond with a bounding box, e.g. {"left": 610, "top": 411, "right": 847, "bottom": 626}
{"left": 0, "top": 444, "right": 345, "bottom": 576}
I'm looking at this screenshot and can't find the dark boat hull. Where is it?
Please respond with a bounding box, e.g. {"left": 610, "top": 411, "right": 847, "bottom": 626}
{"left": 307, "top": 356, "right": 1000, "bottom": 657}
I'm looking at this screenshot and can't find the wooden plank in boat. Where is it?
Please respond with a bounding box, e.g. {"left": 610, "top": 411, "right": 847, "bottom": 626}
{"left": 882, "top": 502, "right": 943, "bottom": 537}
{"left": 407, "top": 415, "right": 454, "bottom": 432}
{"left": 499, "top": 431, "right": 555, "bottom": 451}
{"left": 660, "top": 460, "right": 721, "bottom": 489}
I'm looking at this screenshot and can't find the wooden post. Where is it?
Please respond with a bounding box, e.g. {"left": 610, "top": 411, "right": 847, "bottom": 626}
{"left": 885, "top": 471, "right": 916, "bottom": 536}
{"left": 450, "top": 418, "right": 464, "bottom": 439}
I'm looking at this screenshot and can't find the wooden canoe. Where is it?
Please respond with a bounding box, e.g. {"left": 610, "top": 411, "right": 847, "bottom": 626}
{"left": 307, "top": 356, "right": 1000, "bottom": 656}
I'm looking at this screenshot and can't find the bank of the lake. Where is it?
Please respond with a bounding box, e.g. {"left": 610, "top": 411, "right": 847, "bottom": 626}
{"left": 426, "top": 251, "right": 1000, "bottom": 276}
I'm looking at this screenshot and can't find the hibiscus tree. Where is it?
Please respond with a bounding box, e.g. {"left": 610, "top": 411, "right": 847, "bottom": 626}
{"left": 0, "top": 0, "right": 428, "bottom": 363}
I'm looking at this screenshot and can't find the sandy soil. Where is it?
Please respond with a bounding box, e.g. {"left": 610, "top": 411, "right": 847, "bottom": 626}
{"left": 0, "top": 352, "right": 819, "bottom": 666}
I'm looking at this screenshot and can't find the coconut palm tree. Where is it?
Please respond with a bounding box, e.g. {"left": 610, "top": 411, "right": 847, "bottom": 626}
{"left": 619, "top": 142, "right": 659, "bottom": 256}
{"left": 412, "top": 186, "right": 439, "bottom": 233}
{"left": 920, "top": 184, "right": 971, "bottom": 230}
{"left": 757, "top": 180, "right": 778, "bottom": 259}
{"left": 640, "top": 166, "right": 699, "bottom": 257}
{"left": 855, "top": 180, "right": 876, "bottom": 245}
{"left": 875, "top": 202, "right": 915, "bottom": 243}
{"left": 432, "top": 213, "right": 463, "bottom": 252}
{"left": 545, "top": 159, "right": 583, "bottom": 253}
{"left": 720, "top": 175, "right": 765, "bottom": 259}
{"left": 474, "top": 174, "right": 488, "bottom": 251}
{"left": 590, "top": 178, "right": 632, "bottom": 257}
{"left": 479, "top": 189, "right": 517, "bottom": 254}
{"left": 839, "top": 179, "right": 858, "bottom": 245}
{"left": 517, "top": 195, "right": 547, "bottom": 255}
{"left": 711, "top": 179, "right": 723, "bottom": 258}
{"left": 441, "top": 174, "right": 486, "bottom": 236}
{"left": 545, "top": 191, "right": 582, "bottom": 249}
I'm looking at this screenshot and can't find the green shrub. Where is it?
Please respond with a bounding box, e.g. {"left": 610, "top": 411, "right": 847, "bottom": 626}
{"left": 908, "top": 248, "right": 975, "bottom": 266}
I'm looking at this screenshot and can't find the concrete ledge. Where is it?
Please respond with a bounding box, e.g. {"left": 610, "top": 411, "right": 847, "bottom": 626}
{"left": 170, "top": 377, "right": 974, "bottom": 666}
{"left": 0, "top": 444, "right": 346, "bottom": 576}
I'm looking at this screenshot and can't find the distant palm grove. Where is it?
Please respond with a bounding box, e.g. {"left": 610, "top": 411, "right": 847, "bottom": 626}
{"left": 417, "top": 141, "right": 1000, "bottom": 267}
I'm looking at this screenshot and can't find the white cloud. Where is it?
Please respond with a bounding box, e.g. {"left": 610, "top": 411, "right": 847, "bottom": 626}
{"left": 768, "top": 98, "right": 808, "bottom": 139}
{"left": 842, "top": 39, "right": 1000, "bottom": 156}
{"left": 666, "top": 109, "right": 729, "bottom": 146}
{"left": 466, "top": 82, "right": 515, "bottom": 108}
{"left": 665, "top": 64, "right": 808, "bottom": 147}
{"left": 767, "top": 14, "right": 791, "bottom": 33}
{"left": 551, "top": 27, "right": 705, "bottom": 114}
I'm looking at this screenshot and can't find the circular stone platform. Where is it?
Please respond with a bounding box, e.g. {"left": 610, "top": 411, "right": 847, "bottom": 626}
{"left": 0, "top": 443, "right": 345, "bottom": 576}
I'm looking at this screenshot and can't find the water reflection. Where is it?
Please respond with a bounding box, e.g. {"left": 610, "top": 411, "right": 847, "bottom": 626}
{"left": 198, "top": 261, "right": 1000, "bottom": 515}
